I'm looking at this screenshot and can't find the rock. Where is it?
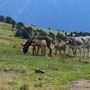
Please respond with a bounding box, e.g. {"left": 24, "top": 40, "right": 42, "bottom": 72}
{"left": 35, "top": 69, "right": 45, "bottom": 73}
{"left": 38, "top": 78, "right": 43, "bottom": 80}
{"left": 4, "top": 68, "right": 12, "bottom": 72}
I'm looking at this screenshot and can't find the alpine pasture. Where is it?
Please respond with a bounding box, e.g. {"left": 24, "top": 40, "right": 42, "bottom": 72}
{"left": 0, "top": 22, "right": 90, "bottom": 90}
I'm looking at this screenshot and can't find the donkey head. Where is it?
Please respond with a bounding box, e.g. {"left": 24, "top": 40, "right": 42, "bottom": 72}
{"left": 65, "top": 38, "right": 73, "bottom": 45}
{"left": 65, "top": 33, "right": 73, "bottom": 39}
{"left": 21, "top": 43, "right": 28, "bottom": 54}
{"left": 65, "top": 38, "right": 74, "bottom": 55}
{"left": 65, "top": 33, "right": 73, "bottom": 45}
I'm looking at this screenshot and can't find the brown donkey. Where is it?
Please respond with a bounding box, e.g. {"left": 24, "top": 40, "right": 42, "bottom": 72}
{"left": 31, "top": 39, "right": 47, "bottom": 56}
{"left": 21, "top": 36, "right": 52, "bottom": 56}
{"left": 53, "top": 39, "right": 66, "bottom": 57}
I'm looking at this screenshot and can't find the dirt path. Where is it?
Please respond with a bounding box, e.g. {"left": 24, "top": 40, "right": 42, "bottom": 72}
{"left": 0, "top": 71, "right": 19, "bottom": 87}
{"left": 0, "top": 71, "right": 18, "bottom": 79}
{"left": 67, "top": 79, "right": 90, "bottom": 90}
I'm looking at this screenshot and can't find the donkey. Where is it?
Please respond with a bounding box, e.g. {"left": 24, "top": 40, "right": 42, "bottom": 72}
{"left": 82, "top": 36, "right": 90, "bottom": 57}
{"left": 65, "top": 33, "right": 90, "bottom": 57}
{"left": 53, "top": 39, "right": 66, "bottom": 57}
{"left": 21, "top": 36, "right": 52, "bottom": 56}
{"left": 31, "top": 39, "right": 47, "bottom": 56}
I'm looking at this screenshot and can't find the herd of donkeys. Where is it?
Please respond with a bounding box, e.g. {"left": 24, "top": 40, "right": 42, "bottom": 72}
{"left": 21, "top": 33, "right": 90, "bottom": 58}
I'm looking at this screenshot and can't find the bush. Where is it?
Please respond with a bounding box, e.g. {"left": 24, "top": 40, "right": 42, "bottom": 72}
{"left": 17, "top": 22, "right": 24, "bottom": 27}
{"left": 56, "top": 33, "right": 66, "bottom": 42}
{"left": 15, "top": 28, "right": 22, "bottom": 37}
{"left": 39, "top": 30, "right": 47, "bottom": 36}
{"left": 5, "top": 16, "right": 12, "bottom": 24}
{"left": 49, "top": 32, "right": 55, "bottom": 39}
{"left": 0, "top": 15, "right": 4, "bottom": 22}
{"left": 15, "top": 27, "right": 33, "bottom": 39}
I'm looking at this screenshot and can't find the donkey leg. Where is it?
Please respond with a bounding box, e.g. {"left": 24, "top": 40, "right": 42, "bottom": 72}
{"left": 74, "top": 48, "right": 77, "bottom": 57}
{"left": 72, "top": 48, "right": 76, "bottom": 57}
{"left": 34, "top": 47, "right": 36, "bottom": 55}
{"left": 88, "top": 47, "right": 90, "bottom": 57}
{"left": 49, "top": 47, "right": 52, "bottom": 56}
{"left": 59, "top": 50, "right": 61, "bottom": 56}
{"left": 64, "top": 49, "right": 66, "bottom": 57}
{"left": 33, "top": 46, "right": 36, "bottom": 56}
{"left": 41, "top": 47, "right": 44, "bottom": 56}
{"left": 55, "top": 49, "right": 57, "bottom": 56}
{"left": 83, "top": 47, "right": 85, "bottom": 58}
{"left": 47, "top": 45, "right": 52, "bottom": 56}
{"left": 36, "top": 47, "right": 40, "bottom": 56}
{"left": 79, "top": 48, "right": 82, "bottom": 57}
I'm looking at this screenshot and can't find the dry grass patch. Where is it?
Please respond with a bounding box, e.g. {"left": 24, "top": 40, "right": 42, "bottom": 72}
{"left": 67, "top": 79, "right": 90, "bottom": 90}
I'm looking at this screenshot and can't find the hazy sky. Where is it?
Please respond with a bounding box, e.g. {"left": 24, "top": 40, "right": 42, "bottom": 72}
{"left": 0, "top": 0, "right": 90, "bottom": 32}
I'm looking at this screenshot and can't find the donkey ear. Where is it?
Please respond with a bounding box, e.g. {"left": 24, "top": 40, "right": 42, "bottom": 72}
{"left": 20, "top": 43, "right": 25, "bottom": 47}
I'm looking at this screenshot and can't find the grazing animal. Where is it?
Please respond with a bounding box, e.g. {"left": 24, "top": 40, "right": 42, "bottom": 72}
{"left": 65, "top": 34, "right": 90, "bottom": 57}
{"left": 82, "top": 36, "right": 90, "bottom": 57}
{"left": 21, "top": 36, "right": 52, "bottom": 56}
{"left": 66, "top": 37, "right": 84, "bottom": 57}
{"left": 53, "top": 39, "right": 66, "bottom": 57}
{"left": 31, "top": 39, "right": 47, "bottom": 56}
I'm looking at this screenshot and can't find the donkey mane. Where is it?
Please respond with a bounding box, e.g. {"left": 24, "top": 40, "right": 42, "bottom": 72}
{"left": 24, "top": 38, "right": 33, "bottom": 48}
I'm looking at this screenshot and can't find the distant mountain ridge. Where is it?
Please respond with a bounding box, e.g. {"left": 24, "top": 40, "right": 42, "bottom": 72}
{"left": 0, "top": 0, "right": 90, "bottom": 32}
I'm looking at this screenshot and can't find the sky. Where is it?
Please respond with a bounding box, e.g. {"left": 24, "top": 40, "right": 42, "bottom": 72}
{"left": 0, "top": 0, "right": 90, "bottom": 32}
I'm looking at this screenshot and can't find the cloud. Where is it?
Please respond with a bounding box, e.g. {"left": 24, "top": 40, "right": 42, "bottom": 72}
{"left": 15, "top": 0, "right": 33, "bottom": 19}
{"left": 49, "top": 0, "right": 63, "bottom": 11}
{"left": 0, "top": 0, "right": 9, "bottom": 9}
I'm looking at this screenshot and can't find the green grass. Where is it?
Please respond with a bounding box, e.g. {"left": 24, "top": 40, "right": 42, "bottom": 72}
{"left": 0, "top": 22, "right": 90, "bottom": 90}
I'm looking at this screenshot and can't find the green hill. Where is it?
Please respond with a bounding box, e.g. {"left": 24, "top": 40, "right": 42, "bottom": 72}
{"left": 0, "top": 22, "right": 90, "bottom": 90}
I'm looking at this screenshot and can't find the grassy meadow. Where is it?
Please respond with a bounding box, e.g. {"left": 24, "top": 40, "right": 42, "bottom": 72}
{"left": 0, "top": 22, "right": 90, "bottom": 90}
